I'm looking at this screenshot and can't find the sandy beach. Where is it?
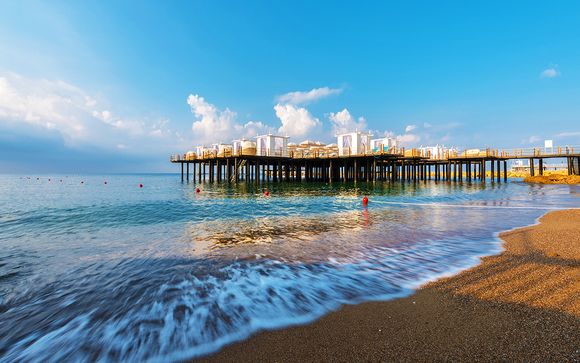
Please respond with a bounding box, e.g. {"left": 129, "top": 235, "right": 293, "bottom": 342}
{"left": 198, "top": 209, "right": 580, "bottom": 362}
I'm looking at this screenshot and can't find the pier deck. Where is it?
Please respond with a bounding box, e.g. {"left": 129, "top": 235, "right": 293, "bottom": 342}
{"left": 170, "top": 146, "right": 580, "bottom": 183}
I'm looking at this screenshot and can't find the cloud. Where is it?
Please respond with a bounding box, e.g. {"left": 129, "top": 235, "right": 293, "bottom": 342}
{"left": 540, "top": 67, "right": 560, "bottom": 79}
{"left": 328, "top": 108, "right": 367, "bottom": 135}
{"left": 187, "top": 94, "right": 275, "bottom": 144}
{"left": 397, "top": 133, "right": 421, "bottom": 145}
{"left": 555, "top": 131, "right": 580, "bottom": 138}
{"left": 382, "top": 122, "right": 462, "bottom": 147}
{"left": 276, "top": 87, "right": 342, "bottom": 105}
{"left": 0, "top": 72, "right": 182, "bottom": 153}
{"left": 274, "top": 103, "right": 321, "bottom": 137}
{"left": 188, "top": 94, "right": 239, "bottom": 143}
{"left": 528, "top": 135, "right": 542, "bottom": 144}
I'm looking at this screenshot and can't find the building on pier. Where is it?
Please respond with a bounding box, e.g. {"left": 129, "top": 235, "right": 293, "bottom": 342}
{"left": 337, "top": 131, "right": 373, "bottom": 156}
{"left": 256, "top": 134, "right": 289, "bottom": 157}
{"left": 371, "top": 136, "right": 398, "bottom": 153}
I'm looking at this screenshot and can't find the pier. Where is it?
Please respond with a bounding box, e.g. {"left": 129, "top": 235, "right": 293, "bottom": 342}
{"left": 171, "top": 146, "right": 580, "bottom": 183}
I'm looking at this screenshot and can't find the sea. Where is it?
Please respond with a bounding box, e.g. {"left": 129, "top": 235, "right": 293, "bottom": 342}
{"left": 0, "top": 174, "right": 578, "bottom": 362}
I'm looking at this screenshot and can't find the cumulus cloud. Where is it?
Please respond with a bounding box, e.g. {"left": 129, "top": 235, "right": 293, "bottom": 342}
{"left": 188, "top": 94, "right": 238, "bottom": 142}
{"left": 187, "top": 94, "right": 275, "bottom": 144}
{"left": 274, "top": 103, "right": 321, "bottom": 137}
{"left": 540, "top": 67, "right": 560, "bottom": 79}
{"left": 405, "top": 124, "right": 417, "bottom": 133}
{"left": 0, "top": 72, "right": 181, "bottom": 152}
{"left": 276, "top": 87, "right": 342, "bottom": 105}
{"left": 328, "top": 108, "right": 367, "bottom": 135}
{"left": 397, "top": 133, "right": 421, "bottom": 145}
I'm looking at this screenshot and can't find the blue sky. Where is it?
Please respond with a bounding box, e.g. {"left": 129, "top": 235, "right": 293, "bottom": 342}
{"left": 1, "top": 1, "right": 579, "bottom": 172}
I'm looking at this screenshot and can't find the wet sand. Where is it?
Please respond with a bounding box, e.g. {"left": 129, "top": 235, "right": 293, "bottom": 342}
{"left": 197, "top": 209, "right": 580, "bottom": 362}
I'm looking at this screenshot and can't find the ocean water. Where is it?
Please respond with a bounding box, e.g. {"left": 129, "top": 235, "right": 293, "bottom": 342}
{"left": 0, "top": 174, "right": 577, "bottom": 362}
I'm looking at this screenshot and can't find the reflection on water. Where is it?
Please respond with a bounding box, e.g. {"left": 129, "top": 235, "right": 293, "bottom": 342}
{"left": 0, "top": 175, "right": 578, "bottom": 362}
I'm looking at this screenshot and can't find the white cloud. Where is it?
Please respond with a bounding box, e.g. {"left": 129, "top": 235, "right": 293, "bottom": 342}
{"left": 405, "top": 124, "right": 417, "bottom": 133}
{"left": 527, "top": 135, "right": 541, "bottom": 144}
{"left": 188, "top": 94, "right": 239, "bottom": 143}
{"left": 555, "top": 131, "right": 580, "bottom": 138}
{"left": 274, "top": 103, "right": 321, "bottom": 137}
{"left": 540, "top": 67, "right": 560, "bottom": 79}
{"left": 0, "top": 72, "right": 181, "bottom": 151}
{"left": 328, "top": 108, "right": 367, "bottom": 135}
{"left": 187, "top": 94, "right": 275, "bottom": 143}
{"left": 276, "top": 87, "right": 342, "bottom": 105}
{"left": 241, "top": 120, "right": 275, "bottom": 138}
{"left": 397, "top": 133, "right": 421, "bottom": 145}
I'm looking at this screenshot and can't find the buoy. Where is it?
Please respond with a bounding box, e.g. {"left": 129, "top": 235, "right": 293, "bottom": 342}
{"left": 104, "top": 181, "right": 107, "bottom": 185}
{"left": 264, "top": 189, "right": 270, "bottom": 197}
{"left": 81, "top": 181, "right": 84, "bottom": 184}
{"left": 48, "top": 178, "right": 51, "bottom": 182}
{"left": 362, "top": 196, "right": 369, "bottom": 206}
{"left": 139, "top": 183, "right": 143, "bottom": 188}
{"left": 195, "top": 187, "right": 201, "bottom": 193}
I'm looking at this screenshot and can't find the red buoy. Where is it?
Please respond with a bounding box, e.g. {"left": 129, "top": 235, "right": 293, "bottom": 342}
{"left": 195, "top": 187, "right": 201, "bottom": 193}
{"left": 362, "top": 196, "right": 369, "bottom": 206}
{"left": 139, "top": 183, "right": 143, "bottom": 188}
{"left": 264, "top": 189, "right": 270, "bottom": 197}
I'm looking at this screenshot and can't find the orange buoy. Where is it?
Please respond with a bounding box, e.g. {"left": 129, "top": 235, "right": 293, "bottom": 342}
{"left": 362, "top": 196, "right": 369, "bottom": 206}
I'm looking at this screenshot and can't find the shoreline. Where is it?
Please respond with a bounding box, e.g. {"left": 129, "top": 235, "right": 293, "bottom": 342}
{"left": 196, "top": 209, "right": 580, "bottom": 362}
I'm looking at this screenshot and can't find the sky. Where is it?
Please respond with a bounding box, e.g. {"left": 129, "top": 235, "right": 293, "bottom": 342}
{"left": 1, "top": 1, "right": 579, "bottom": 173}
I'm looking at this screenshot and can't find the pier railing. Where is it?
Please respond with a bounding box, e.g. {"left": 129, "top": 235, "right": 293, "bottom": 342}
{"left": 171, "top": 145, "right": 579, "bottom": 162}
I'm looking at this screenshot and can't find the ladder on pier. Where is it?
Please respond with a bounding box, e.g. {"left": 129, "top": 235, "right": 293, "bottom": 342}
{"left": 230, "top": 159, "right": 246, "bottom": 182}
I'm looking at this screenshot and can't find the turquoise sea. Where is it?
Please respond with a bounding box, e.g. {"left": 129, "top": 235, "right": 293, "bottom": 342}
{"left": 0, "top": 174, "right": 578, "bottom": 362}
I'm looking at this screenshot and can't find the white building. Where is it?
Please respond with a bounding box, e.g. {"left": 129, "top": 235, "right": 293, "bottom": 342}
{"left": 217, "top": 143, "right": 232, "bottom": 157}
{"left": 371, "top": 136, "right": 399, "bottom": 153}
{"left": 418, "top": 144, "right": 455, "bottom": 159}
{"left": 337, "top": 131, "right": 372, "bottom": 156}
{"left": 256, "top": 134, "right": 289, "bottom": 156}
{"left": 232, "top": 139, "right": 244, "bottom": 155}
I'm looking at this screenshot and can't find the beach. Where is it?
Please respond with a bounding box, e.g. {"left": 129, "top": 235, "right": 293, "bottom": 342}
{"left": 199, "top": 209, "right": 580, "bottom": 362}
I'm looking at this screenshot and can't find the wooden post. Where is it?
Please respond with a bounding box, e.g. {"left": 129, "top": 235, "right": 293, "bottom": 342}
{"left": 496, "top": 160, "right": 501, "bottom": 182}
{"left": 529, "top": 158, "right": 535, "bottom": 176}
{"left": 504, "top": 160, "right": 508, "bottom": 182}
{"left": 234, "top": 158, "right": 238, "bottom": 182}
{"left": 539, "top": 158, "right": 543, "bottom": 176}
{"left": 181, "top": 162, "right": 184, "bottom": 182}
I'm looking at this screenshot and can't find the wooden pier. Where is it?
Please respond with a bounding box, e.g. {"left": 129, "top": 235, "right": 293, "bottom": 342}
{"left": 171, "top": 147, "right": 580, "bottom": 184}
